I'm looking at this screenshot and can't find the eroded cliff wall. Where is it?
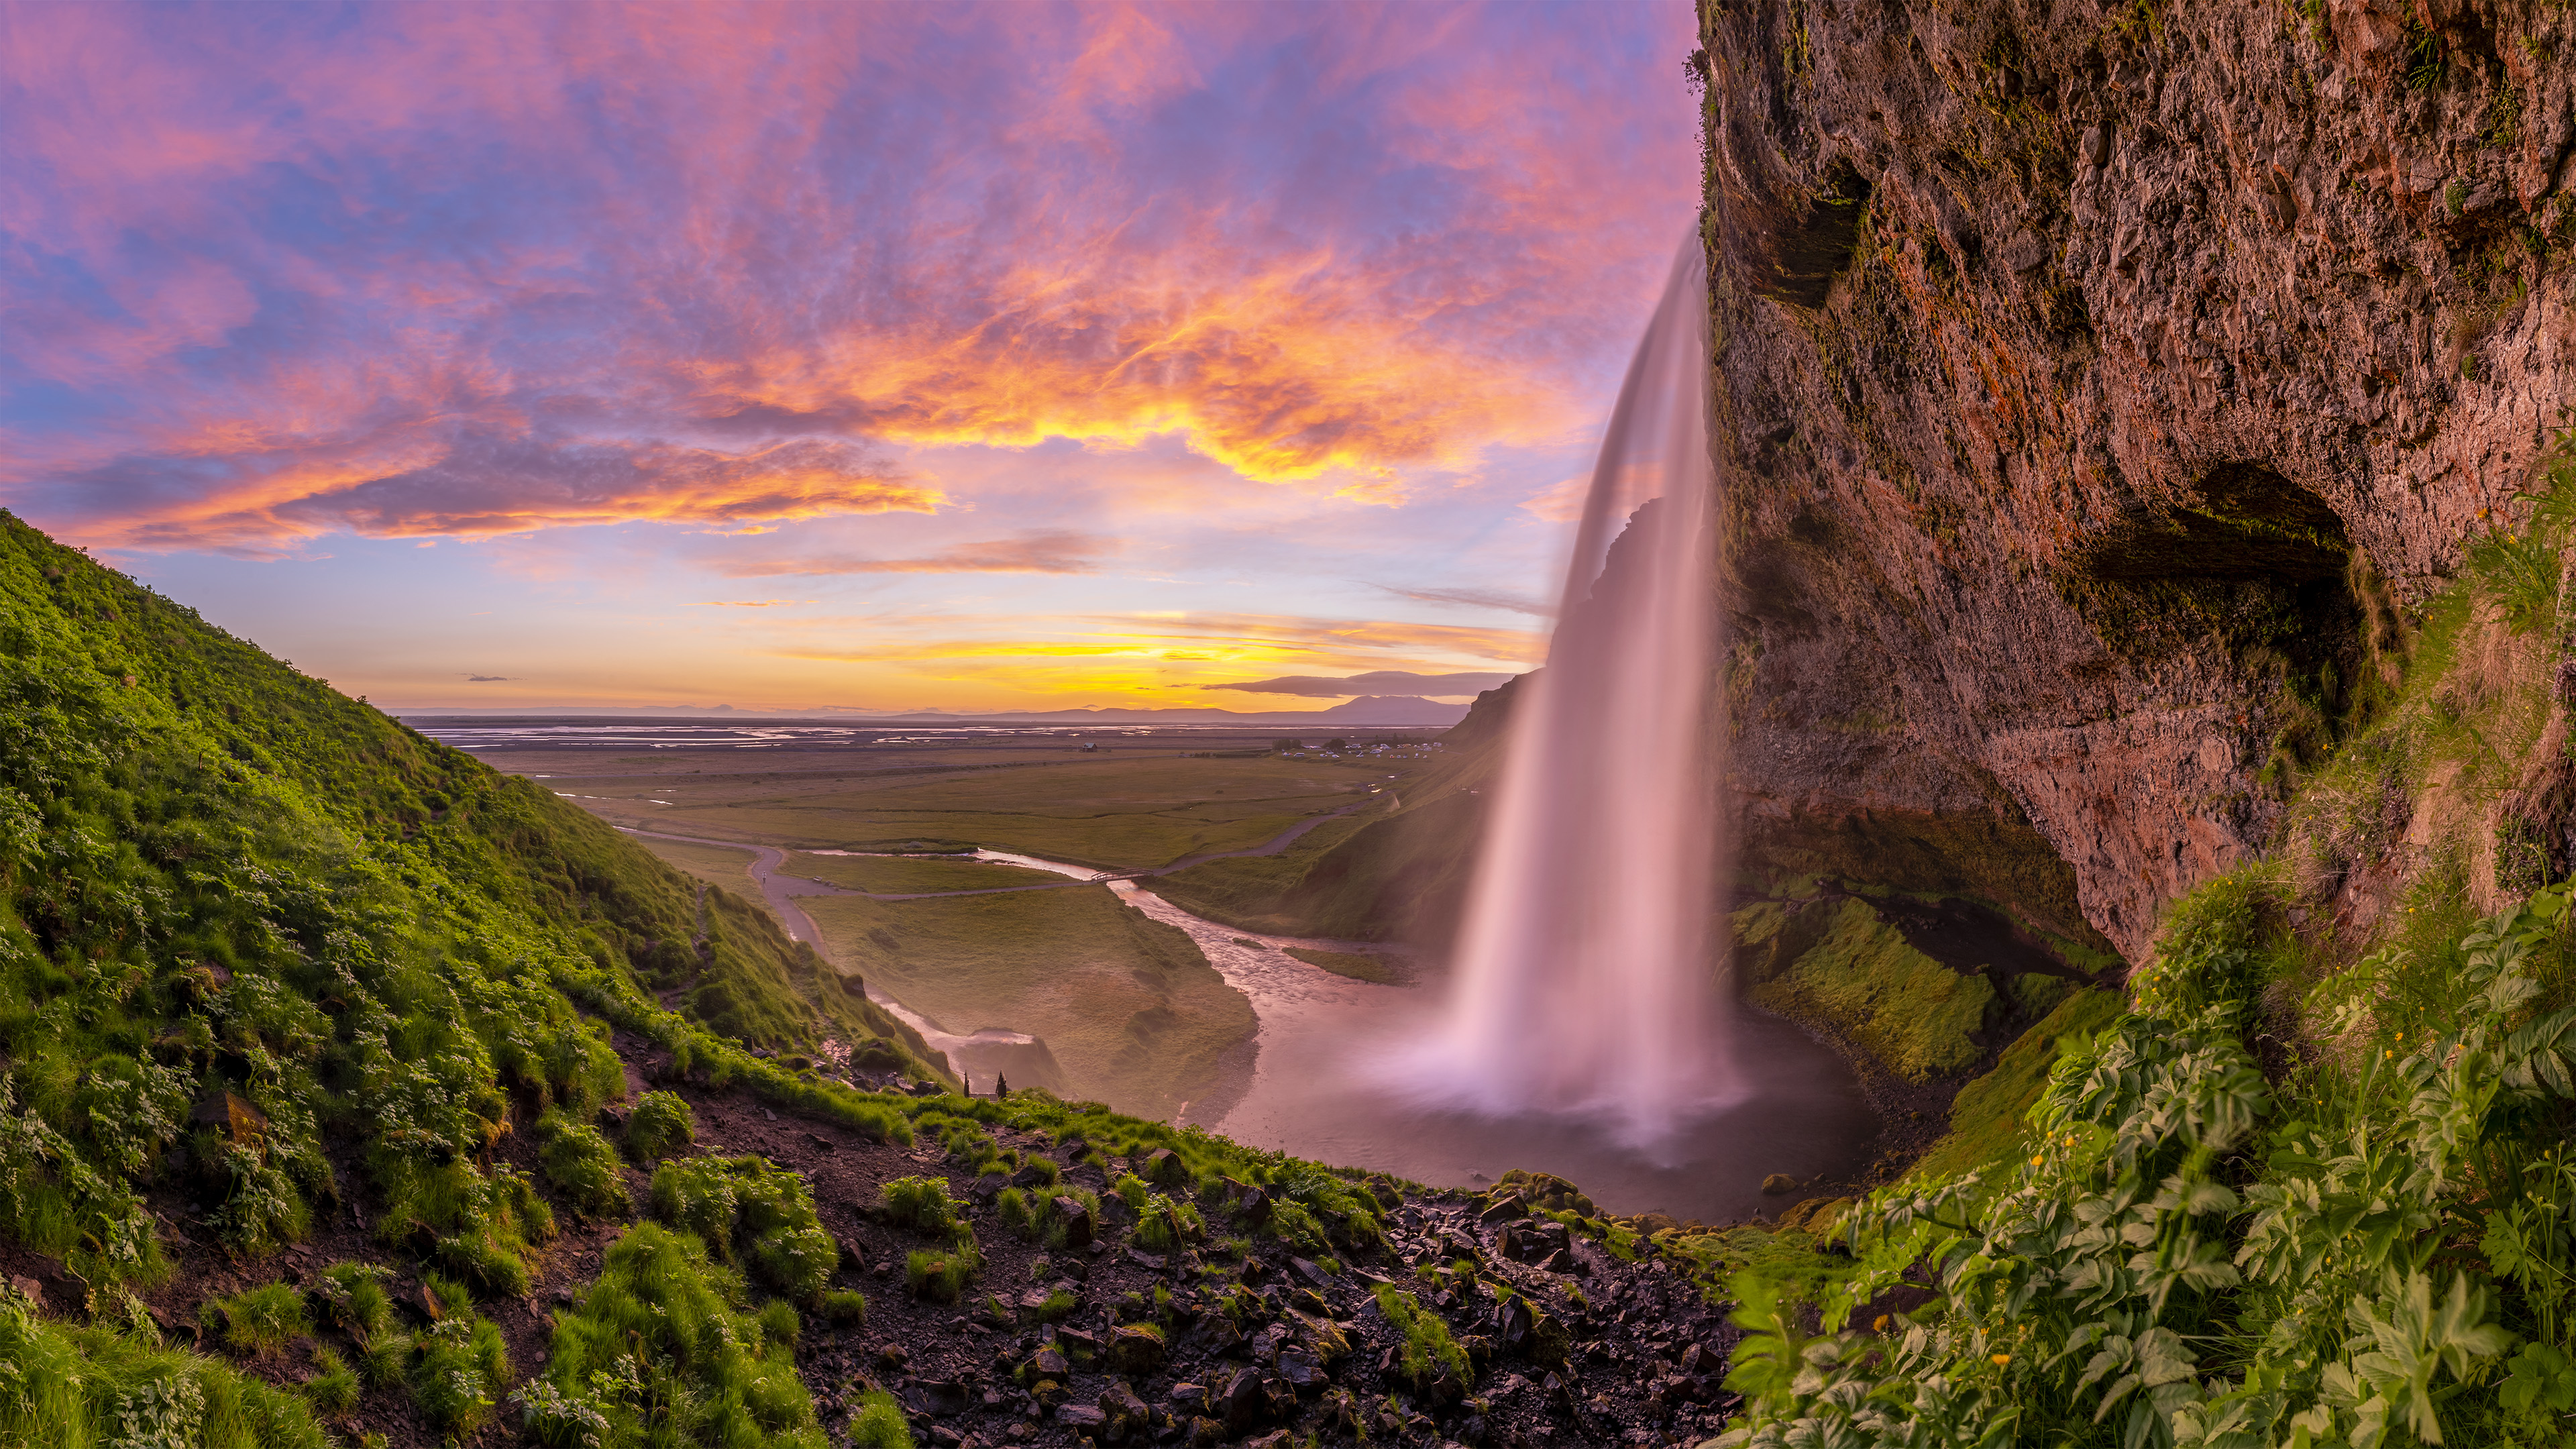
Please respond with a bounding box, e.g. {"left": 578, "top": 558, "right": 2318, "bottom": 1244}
{"left": 1701, "top": 0, "right": 2576, "bottom": 959}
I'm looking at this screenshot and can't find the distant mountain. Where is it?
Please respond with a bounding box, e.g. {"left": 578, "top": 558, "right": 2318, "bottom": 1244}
{"left": 398, "top": 696, "right": 1474, "bottom": 726}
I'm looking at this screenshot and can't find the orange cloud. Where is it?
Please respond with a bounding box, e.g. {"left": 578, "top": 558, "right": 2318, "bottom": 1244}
{"left": 1, "top": 3, "right": 1697, "bottom": 549}
{"left": 97, "top": 435, "right": 936, "bottom": 549}
{"left": 720, "top": 531, "right": 1107, "bottom": 577}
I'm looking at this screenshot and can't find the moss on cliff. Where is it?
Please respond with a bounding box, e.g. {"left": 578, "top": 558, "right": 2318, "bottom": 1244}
{"left": 1744, "top": 898, "right": 1995, "bottom": 1079}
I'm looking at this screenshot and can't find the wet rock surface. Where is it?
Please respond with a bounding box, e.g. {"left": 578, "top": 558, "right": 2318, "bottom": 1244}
{"left": 1701, "top": 0, "right": 2576, "bottom": 959}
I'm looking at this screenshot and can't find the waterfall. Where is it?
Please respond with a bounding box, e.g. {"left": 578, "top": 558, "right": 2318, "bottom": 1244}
{"left": 1391, "top": 234, "right": 1732, "bottom": 1147}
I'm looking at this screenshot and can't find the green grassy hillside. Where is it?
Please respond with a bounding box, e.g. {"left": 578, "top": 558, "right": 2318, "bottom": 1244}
{"left": 0, "top": 513, "right": 956, "bottom": 1438}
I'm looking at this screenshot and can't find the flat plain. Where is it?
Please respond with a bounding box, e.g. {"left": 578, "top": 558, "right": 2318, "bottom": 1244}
{"left": 451, "top": 722, "right": 1438, "bottom": 1120}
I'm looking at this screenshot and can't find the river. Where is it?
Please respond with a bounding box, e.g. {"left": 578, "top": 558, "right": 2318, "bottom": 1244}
{"left": 622, "top": 822, "right": 1877, "bottom": 1223}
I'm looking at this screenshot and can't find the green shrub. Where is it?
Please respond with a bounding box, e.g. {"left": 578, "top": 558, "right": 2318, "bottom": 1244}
{"left": 1033, "top": 1287, "right": 1079, "bottom": 1322}
{"left": 649, "top": 1156, "right": 741, "bottom": 1244}
{"left": 1134, "top": 1193, "right": 1203, "bottom": 1253}
{"left": 0, "top": 1294, "right": 331, "bottom": 1449}
{"left": 820, "top": 1289, "right": 868, "bottom": 1324}
{"left": 905, "top": 1240, "right": 981, "bottom": 1304}
{"left": 624, "top": 1091, "right": 696, "bottom": 1162}
{"left": 518, "top": 1222, "right": 826, "bottom": 1449}
{"left": 200, "top": 1281, "right": 309, "bottom": 1358}
{"left": 536, "top": 1112, "right": 632, "bottom": 1222}
{"left": 302, "top": 1345, "right": 360, "bottom": 1415}
{"left": 1715, "top": 880, "right": 2576, "bottom": 1448}
{"left": 312, "top": 1262, "right": 394, "bottom": 1347}
{"left": 996, "top": 1186, "right": 1036, "bottom": 1239}
{"left": 409, "top": 1310, "right": 508, "bottom": 1441}
{"left": 879, "top": 1175, "right": 960, "bottom": 1234}
{"left": 752, "top": 1224, "right": 840, "bottom": 1301}
{"left": 847, "top": 1387, "right": 914, "bottom": 1448}
{"left": 1372, "top": 1284, "right": 1470, "bottom": 1389}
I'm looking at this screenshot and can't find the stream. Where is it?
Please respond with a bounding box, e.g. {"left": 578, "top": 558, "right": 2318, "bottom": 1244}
{"left": 623, "top": 821, "right": 1876, "bottom": 1223}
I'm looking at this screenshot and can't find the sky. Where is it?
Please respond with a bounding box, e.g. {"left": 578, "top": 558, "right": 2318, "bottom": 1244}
{"left": 1, "top": 1, "right": 1703, "bottom": 714}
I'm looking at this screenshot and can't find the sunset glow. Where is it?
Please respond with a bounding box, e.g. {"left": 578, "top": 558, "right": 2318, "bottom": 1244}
{"left": 1, "top": 1, "right": 1698, "bottom": 712}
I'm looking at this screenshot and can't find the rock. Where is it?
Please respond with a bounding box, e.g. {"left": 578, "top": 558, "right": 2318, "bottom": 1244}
{"left": 906, "top": 1379, "right": 969, "bottom": 1417}
{"left": 1051, "top": 1196, "right": 1094, "bottom": 1248}
{"left": 1220, "top": 1368, "right": 1268, "bottom": 1433}
{"left": 1287, "top": 1256, "right": 1328, "bottom": 1287}
{"left": 1167, "top": 1383, "right": 1207, "bottom": 1412}
{"left": 1223, "top": 1179, "right": 1271, "bottom": 1224}
{"left": 1477, "top": 1193, "right": 1526, "bottom": 1225}
{"left": 1143, "top": 1146, "right": 1187, "bottom": 1185}
{"left": 1099, "top": 1382, "right": 1151, "bottom": 1440}
{"left": 1187, "top": 1417, "right": 1226, "bottom": 1448}
{"left": 1032, "top": 1348, "right": 1069, "bottom": 1379}
{"left": 1055, "top": 1403, "right": 1106, "bottom": 1430}
{"left": 1009, "top": 1162, "right": 1056, "bottom": 1189}
{"left": 1760, "top": 1174, "right": 1796, "bottom": 1195}
{"left": 1106, "top": 1324, "right": 1166, "bottom": 1375}
{"left": 1055, "top": 1326, "right": 1099, "bottom": 1359}
{"left": 1276, "top": 1350, "right": 1327, "bottom": 1393}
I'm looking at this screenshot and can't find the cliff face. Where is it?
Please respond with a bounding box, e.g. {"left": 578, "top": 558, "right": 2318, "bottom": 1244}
{"left": 1699, "top": 0, "right": 2576, "bottom": 959}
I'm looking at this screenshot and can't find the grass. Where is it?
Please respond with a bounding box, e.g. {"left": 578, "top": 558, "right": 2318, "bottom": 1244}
{"left": 1744, "top": 896, "right": 1996, "bottom": 1078}
{"left": 781, "top": 851, "right": 1071, "bottom": 894}
{"left": 650, "top": 1156, "right": 841, "bottom": 1300}
{"left": 629, "top": 835, "right": 773, "bottom": 916}
{"left": 1283, "top": 946, "right": 1408, "bottom": 984}
{"left": 537, "top": 1111, "right": 633, "bottom": 1221}
{"left": 522, "top": 1221, "right": 827, "bottom": 1449}
{"left": 301, "top": 1346, "right": 360, "bottom": 1416}
{"left": 904, "top": 1245, "right": 980, "bottom": 1303}
{"left": 1371, "top": 1283, "right": 1471, "bottom": 1389}
{"left": 625, "top": 1090, "right": 696, "bottom": 1162}
{"left": 804, "top": 885, "right": 1254, "bottom": 1120}
{"left": 0, "top": 511, "right": 942, "bottom": 1316}
{"left": 1908, "top": 986, "right": 2124, "bottom": 1181}
{"left": 200, "top": 1281, "right": 309, "bottom": 1357}
{"left": 847, "top": 1387, "right": 914, "bottom": 1448}
{"left": 0, "top": 1297, "right": 331, "bottom": 1448}
{"left": 525, "top": 753, "right": 1392, "bottom": 870}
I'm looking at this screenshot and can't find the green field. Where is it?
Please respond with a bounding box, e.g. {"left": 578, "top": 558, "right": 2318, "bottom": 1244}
{"left": 514, "top": 752, "right": 1397, "bottom": 869}
{"left": 633, "top": 835, "right": 774, "bottom": 914}
{"left": 801, "top": 887, "right": 1255, "bottom": 1120}
{"left": 1282, "top": 946, "right": 1410, "bottom": 985}
{"left": 780, "top": 851, "right": 1073, "bottom": 894}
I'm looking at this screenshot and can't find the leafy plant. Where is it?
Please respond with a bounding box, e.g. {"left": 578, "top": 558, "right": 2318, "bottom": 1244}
{"left": 623, "top": 1091, "right": 695, "bottom": 1163}
{"left": 537, "top": 1112, "right": 633, "bottom": 1222}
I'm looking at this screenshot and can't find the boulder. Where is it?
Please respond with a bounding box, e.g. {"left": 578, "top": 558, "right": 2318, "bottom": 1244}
{"left": 906, "top": 1379, "right": 969, "bottom": 1417}
{"left": 1055, "top": 1403, "right": 1107, "bottom": 1430}
{"left": 1052, "top": 1196, "right": 1095, "bottom": 1248}
{"left": 1143, "top": 1146, "right": 1189, "bottom": 1186}
{"left": 1761, "top": 1173, "right": 1796, "bottom": 1195}
{"left": 1106, "top": 1324, "right": 1167, "bottom": 1375}
{"left": 1220, "top": 1368, "right": 1269, "bottom": 1433}
{"left": 1099, "top": 1382, "right": 1152, "bottom": 1442}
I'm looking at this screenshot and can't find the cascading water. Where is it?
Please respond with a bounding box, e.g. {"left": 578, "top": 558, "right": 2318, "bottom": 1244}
{"left": 1389, "top": 235, "right": 1733, "bottom": 1147}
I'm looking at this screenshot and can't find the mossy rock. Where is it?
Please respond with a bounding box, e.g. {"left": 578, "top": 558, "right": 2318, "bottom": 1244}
{"left": 1750, "top": 898, "right": 1994, "bottom": 1079}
